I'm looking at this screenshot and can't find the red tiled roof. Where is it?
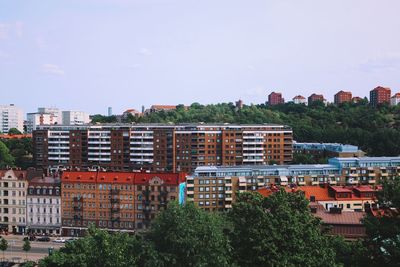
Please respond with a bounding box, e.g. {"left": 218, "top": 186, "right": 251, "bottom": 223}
{"left": 0, "top": 134, "right": 32, "bottom": 139}
{"left": 61, "top": 171, "right": 186, "bottom": 185}
{"left": 293, "top": 95, "right": 306, "bottom": 99}
{"left": 298, "top": 186, "right": 334, "bottom": 201}
{"left": 329, "top": 186, "right": 353, "bottom": 193}
{"left": 0, "top": 169, "right": 27, "bottom": 180}
{"left": 391, "top": 93, "right": 400, "bottom": 98}
{"left": 315, "top": 209, "right": 365, "bottom": 225}
{"left": 352, "top": 185, "right": 376, "bottom": 193}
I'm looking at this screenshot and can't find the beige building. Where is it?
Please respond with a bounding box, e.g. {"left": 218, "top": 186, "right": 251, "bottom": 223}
{"left": 0, "top": 170, "right": 28, "bottom": 234}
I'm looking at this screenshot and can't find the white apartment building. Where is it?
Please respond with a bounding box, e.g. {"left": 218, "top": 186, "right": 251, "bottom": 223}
{"left": 0, "top": 169, "right": 28, "bottom": 234}
{"left": 62, "top": 111, "right": 90, "bottom": 125}
{"left": 390, "top": 93, "right": 400, "bottom": 106}
{"left": 27, "top": 176, "right": 62, "bottom": 235}
{"left": 0, "top": 104, "right": 24, "bottom": 133}
{"left": 26, "top": 111, "right": 61, "bottom": 133}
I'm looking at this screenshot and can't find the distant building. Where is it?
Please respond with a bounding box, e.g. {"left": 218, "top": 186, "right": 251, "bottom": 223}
{"left": 122, "top": 109, "right": 142, "bottom": 118}
{"left": 352, "top": 97, "right": 363, "bottom": 103}
{"left": 0, "top": 104, "right": 24, "bottom": 133}
{"left": 26, "top": 107, "right": 61, "bottom": 133}
{"left": 292, "top": 95, "right": 307, "bottom": 105}
{"left": 334, "top": 91, "right": 352, "bottom": 105}
{"left": 147, "top": 105, "right": 178, "bottom": 114}
{"left": 27, "top": 176, "right": 61, "bottom": 235}
{"left": 235, "top": 99, "right": 244, "bottom": 109}
{"left": 308, "top": 94, "right": 326, "bottom": 105}
{"left": 268, "top": 92, "right": 284, "bottom": 105}
{"left": 108, "top": 107, "right": 112, "bottom": 116}
{"left": 390, "top": 93, "right": 400, "bottom": 106}
{"left": 293, "top": 142, "right": 366, "bottom": 160}
{"left": 370, "top": 86, "right": 391, "bottom": 107}
{"left": 62, "top": 111, "right": 90, "bottom": 125}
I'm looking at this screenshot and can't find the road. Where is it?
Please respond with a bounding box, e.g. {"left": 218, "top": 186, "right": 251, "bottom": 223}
{"left": 0, "top": 235, "right": 66, "bottom": 262}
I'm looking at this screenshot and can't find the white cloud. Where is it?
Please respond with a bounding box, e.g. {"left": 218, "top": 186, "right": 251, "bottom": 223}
{"left": 15, "top": 21, "right": 23, "bottom": 38}
{"left": 0, "top": 24, "right": 8, "bottom": 39}
{"left": 139, "top": 48, "right": 152, "bottom": 56}
{"left": 41, "top": 64, "right": 65, "bottom": 75}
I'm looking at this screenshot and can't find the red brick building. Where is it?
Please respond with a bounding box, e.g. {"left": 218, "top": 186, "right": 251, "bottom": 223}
{"left": 308, "top": 94, "right": 325, "bottom": 105}
{"left": 334, "top": 91, "right": 352, "bottom": 105}
{"left": 61, "top": 171, "right": 186, "bottom": 236}
{"left": 370, "top": 86, "right": 391, "bottom": 107}
{"left": 268, "top": 92, "right": 284, "bottom": 105}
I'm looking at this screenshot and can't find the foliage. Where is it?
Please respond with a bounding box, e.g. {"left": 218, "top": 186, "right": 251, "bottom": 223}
{"left": 146, "top": 201, "right": 233, "bottom": 267}
{"left": 91, "top": 115, "right": 118, "bottom": 123}
{"left": 8, "top": 128, "right": 22, "bottom": 135}
{"left": 39, "top": 225, "right": 158, "bottom": 267}
{"left": 362, "top": 177, "right": 400, "bottom": 266}
{"left": 0, "top": 238, "right": 8, "bottom": 260}
{"left": 23, "top": 238, "right": 31, "bottom": 260}
{"left": 0, "top": 141, "right": 15, "bottom": 168}
{"left": 1, "top": 138, "right": 33, "bottom": 169}
{"left": 228, "top": 190, "right": 337, "bottom": 267}
{"left": 130, "top": 102, "right": 400, "bottom": 156}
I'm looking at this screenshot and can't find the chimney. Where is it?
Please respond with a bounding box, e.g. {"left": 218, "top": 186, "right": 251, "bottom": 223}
{"left": 310, "top": 195, "right": 316, "bottom": 202}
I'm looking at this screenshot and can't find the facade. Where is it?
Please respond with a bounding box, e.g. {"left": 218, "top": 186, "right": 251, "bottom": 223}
{"left": 0, "top": 104, "right": 24, "bottom": 133}
{"left": 62, "top": 111, "right": 90, "bottom": 125}
{"left": 292, "top": 95, "right": 307, "bottom": 105}
{"left": 26, "top": 112, "right": 60, "bottom": 133}
{"left": 188, "top": 156, "right": 400, "bottom": 211}
{"left": 308, "top": 94, "right": 326, "bottom": 105}
{"left": 27, "top": 176, "right": 61, "bottom": 235}
{"left": 352, "top": 96, "right": 363, "bottom": 103}
{"left": 60, "top": 171, "right": 186, "bottom": 236}
{"left": 370, "top": 86, "right": 391, "bottom": 107}
{"left": 0, "top": 170, "right": 28, "bottom": 234}
{"left": 390, "top": 93, "right": 400, "bottom": 106}
{"left": 267, "top": 92, "right": 284, "bottom": 105}
{"left": 293, "top": 142, "right": 365, "bottom": 160}
{"left": 334, "top": 91, "right": 352, "bottom": 105}
{"left": 235, "top": 100, "right": 244, "bottom": 109}
{"left": 122, "top": 109, "right": 142, "bottom": 118}
{"left": 33, "top": 124, "right": 293, "bottom": 173}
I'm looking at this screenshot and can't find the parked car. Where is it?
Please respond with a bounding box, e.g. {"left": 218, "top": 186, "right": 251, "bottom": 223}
{"left": 36, "top": 236, "right": 50, "bottom": 242}
{"left": 65, "top": 237, "right": 79, "bottom": 243}
{"left": 23, "top": 235, "right": 36, "bottom": 241}
{"left": 53, "top": 237, "right": 66, "bottom": 243}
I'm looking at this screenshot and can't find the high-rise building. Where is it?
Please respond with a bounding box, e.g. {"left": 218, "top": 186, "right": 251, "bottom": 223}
{"left": 292, "top": 95, "right": 307, "bottom": 105}
{"left": 370, "top": 86, "right": 391, "bottom": 107}
{"left": 235, "top": 99, "right": 244, "bottom": 109}
{"left": 390, "top": 93, "right": 400, "bottom": 106}
{"left": 268, "top": 92, "right": 284, "bottom": 105}
{"left": 26, "top": 108, "right": 61, "bottom": 133}
{"left": 108, "top": 107, "right": 112, "bottom": 116}
{"left": 0, "top": 104, "right": 24, "bottom": 133}
{"left": 308, "top": 94, "right": 326, "bottom": 105}
{"left": 33, "top": 124, "right": 293, "bottom": 173}
{"left": 334, "top": 91, "right": 352, "bottom": 105}
{"left": 60, "top": 171, "right": 186, "bottom": 235}
{"left": 62, "top": 111, "right": 90, "bottom": 125}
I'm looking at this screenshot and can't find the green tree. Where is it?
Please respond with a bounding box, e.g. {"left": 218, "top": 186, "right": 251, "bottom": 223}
{"left": 0, "top": 141, "right": 15, "bottom": 168}
{"left": 0, "top": 238, "right": 8, "bottom": 261}
{"left": 228, "top": 191, "right": 337, "bottom": 267}
{"left": 39, "top": 225, "right": 158, "bottom": 267}
{"left": 146, "top": 201, "right": 233, "bottom": 267}
{"left": 362, "top": 177, "right": 400, "bottom": 266}
{"left": 23, "top": 238, "right": 31, "bottom": 261}
{"left": 8, "top": 128, "right": 22, "bottom": 135}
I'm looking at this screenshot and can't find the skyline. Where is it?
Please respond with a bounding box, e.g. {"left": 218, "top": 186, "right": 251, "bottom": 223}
{"left": 1, "top": 0, "right": 400, "bottom": 114}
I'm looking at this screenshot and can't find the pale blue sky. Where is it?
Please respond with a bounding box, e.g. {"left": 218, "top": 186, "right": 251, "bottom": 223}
{"left": 1, "top": 0, "right": 400, "bottom": 114}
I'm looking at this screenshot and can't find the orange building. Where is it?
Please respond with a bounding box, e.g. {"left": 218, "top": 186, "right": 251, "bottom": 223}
{"left": 61, "top": 171, "right": 186, "bottom": 236}
{"left": 370, "top": 86, "right": 391, "bottom": 107}
{"left": 334, "top": 90, "right": 352, "bottom": 105}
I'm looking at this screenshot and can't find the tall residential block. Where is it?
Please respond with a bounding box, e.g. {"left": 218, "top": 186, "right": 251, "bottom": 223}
{"left": 26, "top": 107, "right": 61, "bottom": 133}
{"left": 33, "top": 124, "right": 293, "bottom": 173}
{"left": 370, "top": 86, "right": 391, "bottom": 107}
{"left": 62, "top": 111, "right": 90, "bottom": 125}
{"left": 334, "top": 91, "right": 352, "bottom": 105}
{"left": 0, "top": 104, "right": 24, "bottom": 133}
{"left": 308, "top": 94, "right": 325, "bottom": 105}
{"left": 268, "top": 92, "right": 284, "bottom": 105}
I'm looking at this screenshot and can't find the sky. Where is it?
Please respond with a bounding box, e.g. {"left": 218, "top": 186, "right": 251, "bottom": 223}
{"left": 1, "top": 0, "right": 400, "bottom": 115}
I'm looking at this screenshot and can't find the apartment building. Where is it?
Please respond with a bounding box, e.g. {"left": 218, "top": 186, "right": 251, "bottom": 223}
{"left": 267, "top": 92, "right": 284, "bottom": 105}
{"left": 370, "top": 86, "right": 391, "bottom": 107}
{"left": 334, "top": 90, "right": 352, "bottom": 105}
{"left": 27, "top": 176, "right": 61, "bottom": 235}
{"left": 188, "top": 156, "right": 400, "bottom": 211}
{"left": 0, "top": 104, "right": 24, "bottom": 133}
{"left": 0, "top": 170, "right": 28, "bottom": 234}
{"left": 60, "top": 171, "right": 186, "bottom": 236}
{"left": 62, "top": 111, "right": 90, "bottom": 125}
{"left": 390, "top": 93, "right": 400, "bottom": 106}
{"left": 308, "top": 94, "right": 326, "bottom": 105}
{"left": 33, "top": 124, "right": 293, "bottom": 173}
{"left": 293, "top": 142, "right": 365, "bottom": 160}
{"left": 292, "top": 95, "right": 307, "bottom": 105}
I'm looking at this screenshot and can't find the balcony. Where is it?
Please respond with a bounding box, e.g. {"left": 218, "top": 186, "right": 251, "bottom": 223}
{"left": 111, "top": 198, "right": 120, "bottom": 204}
{"left": 311, "top": 181, "right": 319, "bottom": 186}
{"left": 111, "top": 207, "right": 120, "bottom": 213}
{"left": 110, "top": 189, "right": 120, "bottom": 195}
{"left": 73, "top": 206, "right": 82, "bottom": 211}
{"left": 298, "top": 181, "right": 306, "bottom": 186}
{"left": 368, "top": 179, "right": 376, "bottom": 184}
